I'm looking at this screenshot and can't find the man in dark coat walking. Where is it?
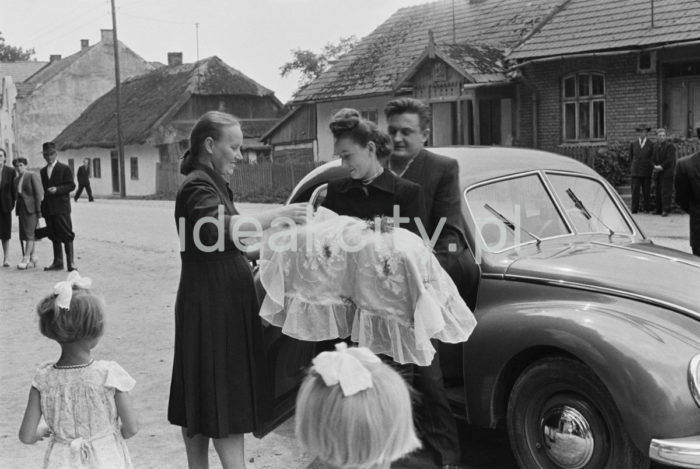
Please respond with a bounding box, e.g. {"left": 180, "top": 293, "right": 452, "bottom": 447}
{"left": 74, "top": 158, "right": 94, "bottom": 202}
{"left": 630, "top": 124, "right": 654, "bottom": 213}
{"left": 674, "top": 122, "right": 700, "bottom": 256}
{"left": 384, "top": 97, "right": 479, "bottom": 469}
{"left": 652, "top": 128, "right": 676, "bottom": 216}
{"left": 39, "top": 142, "right": 77, "bottom": 271}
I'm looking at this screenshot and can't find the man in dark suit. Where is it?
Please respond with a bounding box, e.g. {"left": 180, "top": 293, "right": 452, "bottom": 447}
{"left": 74, "top": 158, "right": 94, "bottom": 202}
{"left": 384, "top": 97, "right": 479, "bottom": 469}
{"left": 674, "top": 122, "right": 700, "bottom": 256}
{"left": 39, "top": 142, "right": 77, "bottom": 271}
{"left": 630, "top": 124, "right": 654, "bottom": 213}
{"left": 652, "top": 128, "right": 676, "bottom": 217}
{"left": 0, "top": 148, "right": 17, "bottom": 267}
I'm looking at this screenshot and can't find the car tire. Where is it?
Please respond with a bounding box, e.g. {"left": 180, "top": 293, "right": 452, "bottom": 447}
{"left": 507, "top": 356, "right": 649, "bottom": 469}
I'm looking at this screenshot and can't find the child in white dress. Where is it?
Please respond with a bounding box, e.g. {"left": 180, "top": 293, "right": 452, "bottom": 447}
{"left": 296, "top": 343, "right": 421, "bottom": 469}
{"left": 19, "top": 271, "right": 138, "bottom": 469}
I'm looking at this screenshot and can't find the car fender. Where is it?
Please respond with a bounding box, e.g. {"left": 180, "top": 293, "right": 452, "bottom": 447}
{"left": 463, "top": 278, "right": 700, "bottom": 452}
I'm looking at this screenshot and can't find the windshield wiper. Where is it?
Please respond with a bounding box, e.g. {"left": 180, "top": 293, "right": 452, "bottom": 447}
{"left": 565, "top": 188, "right": 615, "bottom": 236}
{"left": 484, "top": 203, "right": 542, "bottom": 247}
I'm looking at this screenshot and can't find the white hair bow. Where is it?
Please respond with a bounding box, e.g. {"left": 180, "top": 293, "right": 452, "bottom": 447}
{"left": 312, "top": 343, "right": 381, "bottom": 396}
{"left": 53, "top": 271, "right": 92, "bottom": 310}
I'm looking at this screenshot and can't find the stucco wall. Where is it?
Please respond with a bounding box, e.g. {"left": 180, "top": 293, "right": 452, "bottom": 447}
{"left": 316, "top": 95, "right": 392, "bottom": 161}
{"left": 520, "top": 54, "right": 658, "bottom": 151}
{"left": 15, "top": 41, "right": 153, "bottom": 167}
{"left": 0, "top": 76, "right": 17, "bottom": 158}
{"left": 59, "top": 144, "right": 158, "bottom": 197}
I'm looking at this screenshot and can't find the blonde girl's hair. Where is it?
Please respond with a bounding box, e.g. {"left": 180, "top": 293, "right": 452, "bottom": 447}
{"left": 295, "top": 360, "right": 420, "bottom": 468}
{"left": 180, "top": 110, "right": 241, "bottom": 175}
{"left": 36, "top": 288, "right": 105, "bottom": 343}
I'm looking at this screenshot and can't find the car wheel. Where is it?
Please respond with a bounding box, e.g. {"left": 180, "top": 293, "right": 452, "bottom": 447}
{"left": 507, "top": 356, "right": 649, "bottom": 469}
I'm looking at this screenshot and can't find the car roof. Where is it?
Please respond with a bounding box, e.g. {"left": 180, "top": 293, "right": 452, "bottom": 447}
{"left": 432, "top": 146, "right": 599, "bottom": 188}
{"left": 289, "top": 146, "right": 599, "bottom": 202}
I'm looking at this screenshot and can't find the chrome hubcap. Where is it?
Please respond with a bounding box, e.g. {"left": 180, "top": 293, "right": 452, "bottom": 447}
{"left": 540, "top": 405, "right": 595, "bottom": 468}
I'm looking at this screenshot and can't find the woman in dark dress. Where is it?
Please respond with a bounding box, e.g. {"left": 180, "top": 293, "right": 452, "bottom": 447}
{"left": 168, "top": 111, "right": 307, "bottom": 469}
{"left": 13, "top": 157, "right": 43, "bottom": 269}
{"left": 322, "top": 109, "right": 426, "bottom": 233}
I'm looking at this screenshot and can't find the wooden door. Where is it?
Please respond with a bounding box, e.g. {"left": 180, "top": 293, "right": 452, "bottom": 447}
{"left": 110, "top": 150, "right": 120, "bottom": 193}
{"left": 691, "top": 80, "right": 700, "bottom": 132}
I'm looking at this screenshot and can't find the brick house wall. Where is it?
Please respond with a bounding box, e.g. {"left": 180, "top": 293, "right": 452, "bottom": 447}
{"left": 519, "top": 55, "right": 658, "bottom": 152}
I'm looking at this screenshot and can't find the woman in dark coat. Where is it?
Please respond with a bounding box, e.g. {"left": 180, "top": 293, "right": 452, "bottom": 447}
{"left": 168, "top": 111, "right": 307, "bottom": 468}
{"left": 13, "top": 157, "right": 43, "bottom": 269}
{"left": 322, "top": 109, "right": 426, "bottom": 233}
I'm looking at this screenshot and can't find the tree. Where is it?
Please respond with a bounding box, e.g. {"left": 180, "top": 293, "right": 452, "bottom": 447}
{"left": 0, "top": 32, "right": 35, "bottom": 62}
{"left": 280, "top": 36, "right": 359, "bottom": 90}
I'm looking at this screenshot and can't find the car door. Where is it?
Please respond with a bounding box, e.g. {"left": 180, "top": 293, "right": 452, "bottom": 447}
{"left": 251, "top": 182, "right": 332, "bottom": 438}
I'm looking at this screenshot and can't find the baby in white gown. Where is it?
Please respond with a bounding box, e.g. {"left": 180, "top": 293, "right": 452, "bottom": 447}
{"left": 259, "top": 208, "right": 477, "bottom": 366}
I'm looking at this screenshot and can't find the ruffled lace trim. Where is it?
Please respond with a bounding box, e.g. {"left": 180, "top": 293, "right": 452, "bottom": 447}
{"left": 259, "top": 210, "right": 477, "bottom": 366}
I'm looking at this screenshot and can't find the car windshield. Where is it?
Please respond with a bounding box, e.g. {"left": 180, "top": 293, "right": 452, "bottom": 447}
{"left": 466, "top": 173, "right": 569, "bottom": 252}
{"left": 547, "top": 173, "right": 633, "bottom": 235}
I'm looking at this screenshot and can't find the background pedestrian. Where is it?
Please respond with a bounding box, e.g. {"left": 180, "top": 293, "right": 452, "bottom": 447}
{"left": 630, "top": 124, "right": 654, "bottom": 213}
{"left": 13, "top": 157, "right": 43, "bottom": 269}
{"left": 74, "top": 158, "right": 94, "bottom": 202}
{"left": 39, "top": 142, "right": 77, "bottom": 271}
{"left": 0, "top": 148, "right": 17, "bottom": 266}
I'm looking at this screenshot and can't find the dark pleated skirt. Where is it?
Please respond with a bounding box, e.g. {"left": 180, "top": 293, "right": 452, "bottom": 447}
{"left": 168, "top": 250, "right": 265, "bottom": 438}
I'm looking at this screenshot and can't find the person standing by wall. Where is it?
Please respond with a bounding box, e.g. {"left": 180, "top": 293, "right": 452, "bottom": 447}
{"left": 39, "top": 142, "right": 77, "bottom": 271}
{"left": 74, "top": 158, "right": 94, "bottom": 202}
{"left": 652, "top": 128, "right": 676, "bottom": 217}
{"left": 674, "top": 122, "right": 700, "bottom": 256}
{"left": 630, "top": 124, "right": 654, "bottom": 214}
{"left": 0, "top": 148, "right": 17, "bottom": 267}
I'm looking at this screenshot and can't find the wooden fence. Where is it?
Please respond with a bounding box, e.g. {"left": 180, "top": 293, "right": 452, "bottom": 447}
{"left": 156, "top": 161, "right": 323, "bottom": 202}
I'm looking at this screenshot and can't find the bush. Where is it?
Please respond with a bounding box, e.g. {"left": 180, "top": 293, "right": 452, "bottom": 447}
{"left": 558, "top": 138, "right": 700, "bottom": 187}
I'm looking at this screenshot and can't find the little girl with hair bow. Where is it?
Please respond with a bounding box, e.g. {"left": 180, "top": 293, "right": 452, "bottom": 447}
{"left": 19, "top": 271, "right": 138, "bottom": 468}
{"left": 296, "top": 343, "right": 421, "bottom": 469}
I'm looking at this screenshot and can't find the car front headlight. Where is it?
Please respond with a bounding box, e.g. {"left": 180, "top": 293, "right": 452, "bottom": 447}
{"left": 688, "top": 354, "right": 700, "bottom": 409}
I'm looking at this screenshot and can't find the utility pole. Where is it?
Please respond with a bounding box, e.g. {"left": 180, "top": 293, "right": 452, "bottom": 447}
{"left": 111, "top": 0, "right": 126, "bottom": 197}
{"left": 195, "top": 23, "right": 200, "bottom": 61}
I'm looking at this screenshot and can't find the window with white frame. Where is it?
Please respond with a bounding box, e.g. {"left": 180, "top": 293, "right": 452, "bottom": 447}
{"left": 562, "top": 72, "right": 606, "bottom": 141}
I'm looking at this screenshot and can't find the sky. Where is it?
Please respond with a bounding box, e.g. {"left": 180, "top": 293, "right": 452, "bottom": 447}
{"left": 1, "top": 0, "right": 428, "bottom": 103}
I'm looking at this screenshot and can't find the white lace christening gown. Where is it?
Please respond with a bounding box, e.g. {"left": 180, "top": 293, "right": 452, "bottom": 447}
{"left": 31, "top": 360, "right": 135, "bottom": 469}
{"left": 259, "top": 208, "right": 477, "bottom": 366}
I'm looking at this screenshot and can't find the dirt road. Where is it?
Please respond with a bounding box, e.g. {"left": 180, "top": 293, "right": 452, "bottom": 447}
{"left": 0, "top": 199, "right": 313, "bottom": 469}
{"left": 0, "top": 199, "right": 691, "bottom": 469}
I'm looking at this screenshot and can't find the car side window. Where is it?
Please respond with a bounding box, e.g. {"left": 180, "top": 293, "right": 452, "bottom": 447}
{"left": 466, "top": 174, "right": 569, "bottom": 252}
{"left": 547, "top": 174, "right": 633, "bottom": 235}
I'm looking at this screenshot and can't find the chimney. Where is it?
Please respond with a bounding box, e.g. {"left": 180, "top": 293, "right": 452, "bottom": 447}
{"left": 49, "top": 54, "right": 62, "bottom": 62}
{"left": 81, "top": 39, "right": 90, "bottom": 51}
{"left": 168, "top": 52, "right": 183, "bottom": 67}
{"left": 100, "top": 29, "right": 114, "bottom": 43}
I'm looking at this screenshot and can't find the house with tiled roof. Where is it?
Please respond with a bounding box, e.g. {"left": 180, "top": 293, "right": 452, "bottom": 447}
{"left": 269, "top": 0, "right": 564, "bottom": 161}
{"left": 508, "top": 0, "right": 700, "bottom": 151}
{"left": 53, "top": 55, "right": 283, "bottom": 196}
{"left": 13, "top": 30, "right": 154, "bottom": 167}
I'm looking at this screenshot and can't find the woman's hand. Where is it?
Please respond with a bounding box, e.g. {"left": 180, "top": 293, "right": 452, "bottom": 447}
{"left": 36, "top": 423, "right": 51, "bottom": 441}
{"left": 276, "top": 203, "right": 310, "bottom": 225}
